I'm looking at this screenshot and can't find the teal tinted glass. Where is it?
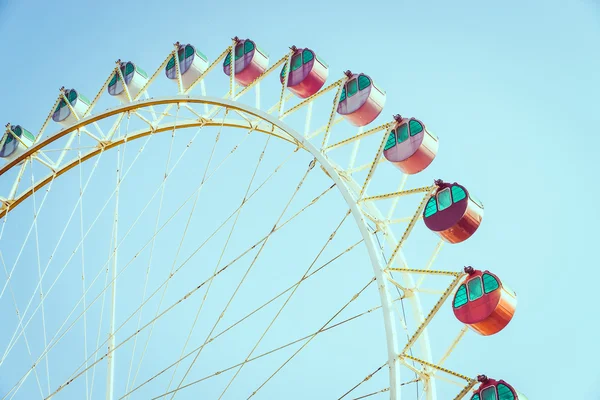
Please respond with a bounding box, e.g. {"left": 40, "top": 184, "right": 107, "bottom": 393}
{"left": 424, "top": 196, "right": 437, "bottom": 218}
{"left": 79, "top": 93, "right": 91, "bottom": 104}
{"left": 358, "top": 75, "right": 371, "bottom": 90}
{"left": 290, "top": 54, "right": 302, "bottom": 71}
{"left": 397, "top": 123, "right": 409, "bottom": 143}
{"left": 22, "top": 128, "right": 35, "bottom": 141}
{"left": 316, "top": 55, "right": 328, "bottom": 67}
{"left": 136, "top": 66, "right": 148, "bottom": 78}
{"left": 195, "top": 49, "right": 208, "bottom": 61}
{"left": 437, "top": 188, "right": 452, "bottom": 211}
{"left": 497, "top": 384, "right": 515, "bottom": 400}
{"left": 453, "top": 284, "right": 468, "bottom": 308}
{"left": 451, "top": 186, "right": 467, "bottom": 203}
{"left": 235, "top": 44, "right": 244, "bottom": 59}
{"left": 167, "top": 55, "right": 176, "bottom": 70}
{"left": 483, "top": 273, "right": 500, "bottom": 294}
{"left": 109, "top": 73, "right": 118, "bottom": 87}
{"left": 471, "top": 395, "right": 481, "bottom": 400}
{"left": 347, "top": 79, "right": 358, "bottom": 97}
{"left": 224, "top": 53, "right": 231, "bottom": 67}
{"left": 409, "top": 119, "right": 423, "bottom": 136}
{"left": 244, "top": 40, "right": 255, "bottom": 54}
{"left": 481, "top": 387, "right": 497, "bottom": 400}
{"left": 468, "top": 277, "right": 483, "bottom": 301}
{"left": 280, "top": 63, "right": 287, "bottom": 79}
{"left": 339, "top": 87, "right": 346, "bottom": 102}
{"left": 55, "top": 99, "right": 66, "bottom": 112}
{"left": 302, "top": 49, "right": 314, "bottom": 64}
{"left": 124, "top": 62, "right": 134, "bottom": 76}
{"left": 384, "top": 130, "right": 396, "bottom": 151}
{"left": 68, "top": 90, "right": 77, "bottom": 102}
{"left": 185, "top": 45, "right": 194, "bottom": 58}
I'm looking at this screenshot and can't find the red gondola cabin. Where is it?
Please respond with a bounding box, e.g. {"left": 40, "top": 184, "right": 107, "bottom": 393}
{"left": 383, "top": 115, "right": 438, "bottom": 175}
{"left": 223, "top": 37, "right": 269, "bottom": 87}
{"left": 279, "top": 46, "right": 329, "bottom": 98}
{"left": 471, "top": 375, "right": 528, "bottom": 400}
{"left": 453, "top": 267, "right": 517, "bottom": 336}
{"left": 423, "top": 180, "right": 484, "bottom": 244}
{"left": 337, "top": 71, "right": 386, "bottom": 127}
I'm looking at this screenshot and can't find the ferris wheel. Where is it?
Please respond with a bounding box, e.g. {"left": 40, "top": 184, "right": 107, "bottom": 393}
{"left": 0, "top": 37, "right": 527, "bottom": 400}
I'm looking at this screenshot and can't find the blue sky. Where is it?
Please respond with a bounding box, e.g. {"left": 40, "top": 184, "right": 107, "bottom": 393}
{"left": 0, "top": 0, "right": 599, "bottom": 399}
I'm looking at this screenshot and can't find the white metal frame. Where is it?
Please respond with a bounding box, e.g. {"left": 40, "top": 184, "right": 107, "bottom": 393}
{"left": 0, "top": 97, "right": 405, "bottom": 398}
{"left": 0, "top": 40, "right": 485, "bottom": 399}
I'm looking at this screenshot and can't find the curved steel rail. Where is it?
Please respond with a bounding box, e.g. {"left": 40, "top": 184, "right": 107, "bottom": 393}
{"left": 0, "top": 96, "right": 413, "bottom": 398}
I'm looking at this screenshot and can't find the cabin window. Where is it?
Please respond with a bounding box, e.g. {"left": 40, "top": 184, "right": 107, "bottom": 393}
{"left": 109, "top": 73, "right": 118, "bottom": 87}
{"left": 244, "top": 40, "right": 255, "bottom": 54}
{"left": 22, "top": 128, "right": 35, "bottom": 141}
{"left": 136, "top": 66, "right": 148, "bottom": 78}
{"left": 372, "top": 83, "right": 385, "bottom": 96}
{"left": 185, "top": 45, "right": 194, "bottom": 59}
{"left": 167, "top": 55, "right": 176, "bottom": 70}
{"left": 496, "top": 384, "right": 515, "bottom": 400}
{"left": 124, "top": 62, "right": 134, "bottom": 76}
{"left": 347, "top": 79, "right": 358, "bottom": 97}
{"left": 424, "top": 196, "right": 437, "bottom": 218}
{"left": 11, "top": 126, "right": 33, "bottom": 142}
{"left": 55, "top": 99, "right": 66, "bottom": 112}
{"left": 224, "top": 53, "right": 232, "bottom": 67}
{"left": 256, "top": 45, "right": 268, "bottom": 57}
{"left": 196, "top": 48, "right": 208, "bottom": 62}
{"left": 302, "top": 49, "right": 314, "bottom": 64}
{"left": 437, "top": 188, "right": 452, "bottom": 211}
{"left": 4, "top": 131, "right": 13, "bottom": 144}
{"left": 280, "top": 64, "right": 287, "bottom": 80}
{"left": 470, "top": 194, "right": 484, "bottom": 209}
{"left": 339, "top": 87, "right": 346, "bottom": 102}
{"left": 453, "top": 284, "right": 468, "bottom": 308}
{"left": 483, "top": 273, "right": 500, "bottom": 294}
{"left": 316, "top": 55, "right": 328, "bottom": 68}
{"left": 468, "top": 277, "right": 483, "bottom": 301}
{"left": 409, "top": 119, "right": 424, "bottom": 136}
{"left": 470, "top": 395, "right": 481, "bottom": 400}
{"left": 235, "top": 44, "right": 244, "bottom": 60}
{"left": 384, "top": 130, "right": 396, "bottom": 151}
{"left": 451, "top": 186, "right": 467, "bottom": 203}
{"left": 67, "top": 90, "right": 77, "bottom": 103}
{"left": 79, "top": 93, "right": 91, "bottom": 105}
{"left": 481, "top": 387, "right": 497, "bottom": 400}
{"left": 397, "top": 123, "right": 409, "bottom": 144}
{"left": 290, "top": 54, "right": 302, "bottom": 72}
{"left": 358, "top": 75, "right": 371, "bottom": 91}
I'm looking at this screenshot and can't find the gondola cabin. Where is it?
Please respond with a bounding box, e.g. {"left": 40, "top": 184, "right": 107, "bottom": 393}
{"left": 108, "top": 61, "right": 148, "bottom": 102}
{"left": 383, "top": 115, "right": 439, "bottom": 174}
{"left": 0, "top": 125, "right": 35, "bottom": 163}
{"left": 423, "top": 180, "right": 484, "bottom": 244}
{"left": 453, "top": 267, "right": 517, "bottom": 336}
{"left": 471, "top": 376, "right": 528, "bottom": 400}
{"left": 223, "top": 38, "right": 269, "bottom": 87}
{"left": 337, "top": 71, "right": 386, "bottom": 127}
{"left": 52, "top": 89, "right": 91, "bottom": 127}
{"left": 165, "top": 43, "right": 209, "bottom": 91}
{"left": 279, "top": 47, "right": 329, "bottom": 98}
